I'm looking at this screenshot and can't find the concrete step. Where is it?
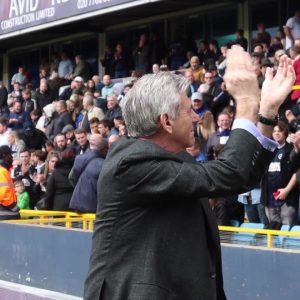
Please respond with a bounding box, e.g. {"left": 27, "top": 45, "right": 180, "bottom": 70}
{"left": 0, "top": 280, "right": 82, "bottom": 300}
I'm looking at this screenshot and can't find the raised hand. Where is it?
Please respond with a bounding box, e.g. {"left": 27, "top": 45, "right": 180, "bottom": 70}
{"left": 260, "top": 55, "right": 295, "bottom": 119}
{"left": 224, "top": 45, "right": 260, "bottom": 122}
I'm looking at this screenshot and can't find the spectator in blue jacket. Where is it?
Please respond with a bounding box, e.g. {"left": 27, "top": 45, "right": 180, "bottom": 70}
{"left": 8, "top": 101, "right": 32, "bottom": 131}
{"left": 69, "top": 134, "right": 108, "bottom": 213}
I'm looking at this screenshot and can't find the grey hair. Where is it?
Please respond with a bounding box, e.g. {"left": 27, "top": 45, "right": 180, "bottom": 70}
{"left": 58, "top": 100, "right": 67, "bottom": 109}
{"left": 190, "top": 56, "right": 199, "bottom": 62}
{"left": 83, "top": 94, "right": 94, "bottom": 106}
{"left": 120, "top": 72, "right": 189, "bottom": 137}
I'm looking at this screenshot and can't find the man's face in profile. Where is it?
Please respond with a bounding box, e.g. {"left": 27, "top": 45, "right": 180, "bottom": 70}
{"left": 167, "top": 92, "right": 196, "bottom": 150}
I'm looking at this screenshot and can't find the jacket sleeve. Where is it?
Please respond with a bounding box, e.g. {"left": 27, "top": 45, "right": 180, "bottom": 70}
{"left": 117, "top": 129, "right": 275, "bottom": 204}
{"left": 44, "top": 174, "right": 55, "bottom": 209}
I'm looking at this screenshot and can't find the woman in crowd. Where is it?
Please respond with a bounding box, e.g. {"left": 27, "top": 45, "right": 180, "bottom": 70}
{"left": 44, "top": 148, "right": 75, "bottom": 211}
{"left": 195, "top": 111, "right": 216, "bottom": 161}
{"left": 85, "top": 79, "right": 96, "bottom": 94}
{"left": 34, "top": 151, "right": 60, "bottom": 208}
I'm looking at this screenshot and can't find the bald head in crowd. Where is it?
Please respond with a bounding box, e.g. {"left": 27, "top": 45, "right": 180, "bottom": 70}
{"left": 90, "top": 134, "right": 108, "bottom": 157}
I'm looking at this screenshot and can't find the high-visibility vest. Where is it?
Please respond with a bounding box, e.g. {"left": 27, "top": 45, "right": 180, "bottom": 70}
{"left": 0, "top": 166, "right": 17, "bottom": 207}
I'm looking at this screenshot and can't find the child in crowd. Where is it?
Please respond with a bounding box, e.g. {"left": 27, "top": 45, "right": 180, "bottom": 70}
{"left": 14, "top": 180, "right": 30, "bottom": 210}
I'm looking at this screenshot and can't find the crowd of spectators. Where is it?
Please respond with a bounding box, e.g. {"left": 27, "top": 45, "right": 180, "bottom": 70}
{"left": 0, "top": 10, "right": 299, "bottom": 226}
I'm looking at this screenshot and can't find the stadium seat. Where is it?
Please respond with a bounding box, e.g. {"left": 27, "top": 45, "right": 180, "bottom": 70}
{"left": 231, "top": 223, "right": 264, "bottom": 246}
{"left": 282, "top": 226, "right": 300, "bottom": 250}
{"left": 229, "top": 219, "right": 240, "bottom": 227}
{"left": 263, "top": 224, "right": 291, "bottom": 248}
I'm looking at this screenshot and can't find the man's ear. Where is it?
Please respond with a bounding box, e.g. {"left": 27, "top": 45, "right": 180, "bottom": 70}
{"left": 159, "top": 113, "right": 173, "bottom": 134}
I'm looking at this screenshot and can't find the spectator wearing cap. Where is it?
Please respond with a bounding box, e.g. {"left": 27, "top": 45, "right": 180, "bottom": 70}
{"left": 35, "top": 81, "right": 52, "bottom": 109}
{"left": 73, "top": 76, "right": 85, "bottom": 91}
{"left": 48, "top": 100, "right": 73, "bottom": 139}
{"left": 191, "top": 92, "right": 209, "bottom": 118}
{"left": 0, "top": 145, "right": 20, "bottom": 220}
{"left": 187, "top": 56, "right": 205, "bottom": 83}
{"left": 62, "top": 124, "right": 75, "bottom": 145}
{"left": 105, "top": 94, "right": 122, "bottom": 123}
{"left": 101, "top": 75, "right": 114, "bottom": 99}
{"left": 68, "top": 55, "right": 90, "bottom": 82}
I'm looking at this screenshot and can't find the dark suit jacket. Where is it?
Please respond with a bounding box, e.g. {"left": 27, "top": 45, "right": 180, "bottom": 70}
{"left": 84, "top": 129, "right": 274, "bottom": 300}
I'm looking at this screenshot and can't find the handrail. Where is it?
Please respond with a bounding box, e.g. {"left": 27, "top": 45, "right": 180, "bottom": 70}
{"left": 219, "top": 226, "right": 300, "bottom": 248}
{"left": 6, "top": 211, "right": 300, "bottom": 248}
{"left": 2, "top": 210, "right": 97, "bottom": 231}
{"left": 19, "top": 210, "right": 87, "bottom": 217}
{"left": 4, "top": 217, "right": 95, "bottom": 230}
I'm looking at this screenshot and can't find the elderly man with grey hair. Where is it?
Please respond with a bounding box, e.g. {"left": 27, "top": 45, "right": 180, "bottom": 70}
{"left": 105, "top": 94, "right": 122, "bottom": 122}
{"left": 80, "top": 94, "right": 105, "bottom": 132}
{"left": 84, "top": 46, "right": 295, "bottom": 300}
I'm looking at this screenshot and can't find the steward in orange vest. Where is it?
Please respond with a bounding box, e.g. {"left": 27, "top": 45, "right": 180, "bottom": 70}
{"left": 0, "top": 145, "right": 20, "bottom": 220}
